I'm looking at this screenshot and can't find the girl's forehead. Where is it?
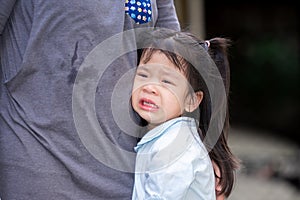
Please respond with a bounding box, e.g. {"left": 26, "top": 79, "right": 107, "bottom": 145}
{"left": 138, "top": 63, "right": 176, "bottom": 72}
{"left": 140, "top": 50, "right": 172, "bottom": 63}
{"left": 140, "top": 51, "right": 185, "bottom": 70}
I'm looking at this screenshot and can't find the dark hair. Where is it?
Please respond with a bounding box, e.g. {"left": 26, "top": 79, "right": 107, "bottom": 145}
{"left": 206, "top": 38, "right": 240, "bottom": 197}
{"left": 138, "top": 31, "right": 240, "bottom": 197}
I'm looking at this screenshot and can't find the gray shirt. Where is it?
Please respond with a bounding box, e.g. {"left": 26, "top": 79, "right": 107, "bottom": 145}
{"left": 0, "top": 0, "right": 179, "bottom": 199}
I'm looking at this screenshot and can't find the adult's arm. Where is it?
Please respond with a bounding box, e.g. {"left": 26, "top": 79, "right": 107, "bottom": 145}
{"left": 156, "top": 0, "right": 180, "bottom": 31}
{"left": 0, "top": 0, "right": 17, "bottom": 34}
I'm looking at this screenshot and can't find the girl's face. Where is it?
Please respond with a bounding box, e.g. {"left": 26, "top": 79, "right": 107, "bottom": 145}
{"left": 132, "top": 51, "right": 201, "bottom": 128}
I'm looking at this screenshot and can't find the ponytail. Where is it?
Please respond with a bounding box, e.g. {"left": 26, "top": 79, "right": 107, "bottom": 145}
{"left": 206, "top": 37, "right": 240, "bottom": 197}
{"left": 207, "top": 38, "right": 231, "bottom": 97}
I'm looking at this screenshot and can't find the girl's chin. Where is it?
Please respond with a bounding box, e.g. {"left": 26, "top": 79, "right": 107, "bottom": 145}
{"left": 143, "top": 117, "right": 166, "bottom": 128}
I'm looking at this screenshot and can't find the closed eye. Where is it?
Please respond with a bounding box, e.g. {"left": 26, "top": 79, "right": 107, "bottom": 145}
{"left": 137, "top": 72, "right": 148, "bottom": 78}
{"left": 162, "top": 79, "right": 174, "bottom": 85}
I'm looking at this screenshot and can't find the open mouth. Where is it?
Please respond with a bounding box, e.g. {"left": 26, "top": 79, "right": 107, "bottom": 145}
{"left": 139, "top": 98, "right": 159, "bottom": 111}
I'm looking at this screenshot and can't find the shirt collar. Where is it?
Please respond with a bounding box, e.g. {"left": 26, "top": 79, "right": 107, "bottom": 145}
{"left": 135, "top": 117, "right": 197, "bottom": 152}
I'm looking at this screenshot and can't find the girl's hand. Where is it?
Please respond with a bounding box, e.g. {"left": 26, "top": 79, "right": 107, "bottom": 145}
{"left": 216, "top": 193, "right": 225, "bottom": 200}
{"left": 212, "top": 161, "right": 225, "bottom": 200}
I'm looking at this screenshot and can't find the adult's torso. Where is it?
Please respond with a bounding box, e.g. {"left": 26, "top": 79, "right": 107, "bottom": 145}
{"left": 0, "top": 0, "right": 169, "bottom": 199}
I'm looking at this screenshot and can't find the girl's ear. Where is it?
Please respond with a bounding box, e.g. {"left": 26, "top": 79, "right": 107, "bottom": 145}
{"left": 184, "top": 91, "right": 203, "bottom": 113}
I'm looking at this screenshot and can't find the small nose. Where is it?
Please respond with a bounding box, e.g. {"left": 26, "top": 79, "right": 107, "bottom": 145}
{"left": 142, "top": 84, "right": 158, "bottom": 95}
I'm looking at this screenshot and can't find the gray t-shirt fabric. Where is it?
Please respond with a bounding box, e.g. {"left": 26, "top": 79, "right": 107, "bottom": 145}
{"left": 0, "top": 0, "right": 180, "bottom": 199}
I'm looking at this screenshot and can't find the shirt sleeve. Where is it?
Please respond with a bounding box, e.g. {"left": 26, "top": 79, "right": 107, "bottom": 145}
{"left": 141, "top": 142, "right": 215, "bottom": 199}
{"left": 155, "top": 0, "right": 180, "bottom": 31}
{"left": 0, "top": 0, "right": 16, "bottom": 34}
{"left": 142, "top": 152, "right": 215, "bottom": 200}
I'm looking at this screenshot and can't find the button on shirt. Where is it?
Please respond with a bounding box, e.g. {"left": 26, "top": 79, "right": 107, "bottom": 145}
{"left": 132, "top": 117, "right": 216, "bottom": 200}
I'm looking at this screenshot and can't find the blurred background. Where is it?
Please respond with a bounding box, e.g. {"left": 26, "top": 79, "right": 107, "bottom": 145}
{"left": 173, "top": 0, "right": 300, "bottom": 199}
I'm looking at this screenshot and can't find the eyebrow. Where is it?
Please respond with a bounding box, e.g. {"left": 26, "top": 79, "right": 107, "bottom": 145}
{"left": 162, "top": 70, "right": 182, "bottom": 81}
{"left": 136, "top": 65, "right": 150, "bottom": 72}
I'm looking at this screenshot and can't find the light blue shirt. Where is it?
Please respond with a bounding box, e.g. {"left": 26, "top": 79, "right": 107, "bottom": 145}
{"left": 132, "top": 117, "right": 216, "bottom": 200}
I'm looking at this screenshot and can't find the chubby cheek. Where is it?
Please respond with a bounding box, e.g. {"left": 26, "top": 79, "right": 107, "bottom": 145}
{"left": 163, "top": 93, "right": 185, "bottom": 117}
{"left": 131, "top": 90, "right": 139, "bottom": 110}
{"left": 131, "top": 81, "right": 140, "bottom": 95}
